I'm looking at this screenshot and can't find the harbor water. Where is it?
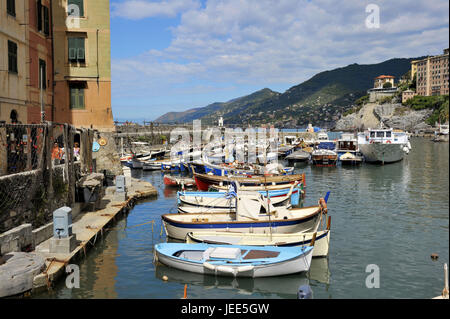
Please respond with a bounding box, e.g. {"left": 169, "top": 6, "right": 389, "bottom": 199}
{"left": 34, "top": 137, "right": 449, "bottom": 299}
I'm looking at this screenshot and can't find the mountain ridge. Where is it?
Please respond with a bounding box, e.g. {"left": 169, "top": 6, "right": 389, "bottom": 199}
{"left": 155, "top": 56, "right": 423, "bottom": 127}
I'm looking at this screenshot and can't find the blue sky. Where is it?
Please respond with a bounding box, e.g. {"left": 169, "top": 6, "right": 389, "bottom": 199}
{"left": 109, "top": 0, "right": 449, "bottom": 122}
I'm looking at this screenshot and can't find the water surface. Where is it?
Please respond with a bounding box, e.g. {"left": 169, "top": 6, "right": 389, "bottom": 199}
{"left": 35, "top": 138, "right": 449, "bottom": 299}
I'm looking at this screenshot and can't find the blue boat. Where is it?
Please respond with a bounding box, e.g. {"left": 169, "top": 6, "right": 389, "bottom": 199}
{"left": 154, "top": 242, "right": 315, "bottom": 278}
{"left": 177, "top": 184, "right": 302, "bottom": 208}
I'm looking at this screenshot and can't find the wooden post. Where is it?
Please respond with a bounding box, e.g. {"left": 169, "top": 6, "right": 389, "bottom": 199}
{"left": 46, "top": 122, "right": 54, "bottom": 200}
{"left": 0, "top": 126, "right": 7, "bottom": 176}
{"left": 26, "top": 127, "right": 32, "bottom": 171}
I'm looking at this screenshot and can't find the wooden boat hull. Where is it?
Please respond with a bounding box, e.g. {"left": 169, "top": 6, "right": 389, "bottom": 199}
{"left": 154, "top": 243, "right": 314, "bottom": 278}
{"left": 186, "top": 230, "right": 330, "bottom": 257}
{"left": 161, "top": 206, "right": 322, "bottom": 240}
{"left": 164, "top": 176, "right": 195, "bottom": 187}
{"left": 177, "top": 187, "right": 301, "bottom": 209}
{"left": 311, "top": 153, "right": 338, "bottom": 166}
{"left": 193, "top": 172, "right": 304, "bottom": 191}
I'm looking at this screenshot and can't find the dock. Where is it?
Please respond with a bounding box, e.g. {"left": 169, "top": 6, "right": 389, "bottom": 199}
{"left": 1, "top": 178, "right": 157, "bottom": 297}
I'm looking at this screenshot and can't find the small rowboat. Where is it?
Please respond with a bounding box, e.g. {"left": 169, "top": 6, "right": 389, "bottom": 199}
{"left": 161, "top": 199, "right": 325, "bottom": 240}
{"left": 193, "top": 171, "right": 304, "bottom": 191}
{"left": 153, "top": 241, "right": 315, "bottom": 278}
{"left": 339, "top": 152, "right": 363, "bottom": 165}
{"left": 186, "top": 216, "right": 331, "bottom": 257}
{"left": 163, "top": 175, "right": 195, "bottom": 188}
{"left": 311, "top": 149, "right": 338, "bottom": 166}
{"left": 177, "top": 182, "right": 301, "bottom": 209}
{"left": 285, "top": 150, "right": 311, "bottom": 163}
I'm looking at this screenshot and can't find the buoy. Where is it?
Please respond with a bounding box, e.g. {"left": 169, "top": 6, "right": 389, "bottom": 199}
{"left": 162, "top": 275, "right": 168, "bottom": 281}
{"left": 297, "top": 285, "right": 313, "bottom": 299}
{"left": 431, "top": 253, "right": 439, "bottom": 260}
{"left": 182, "top": 284, "right": 188, "bottom": 299}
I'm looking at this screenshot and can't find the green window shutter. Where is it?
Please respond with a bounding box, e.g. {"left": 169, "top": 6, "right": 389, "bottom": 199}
{"left": 70, "top": 84, "right": 85, "bottom": 109}
{"left": 77, "top": 38, "right": 85, "bottom": 61}
{"left": 78, "top": 88, "right": 85, "bottom": 108}
{"left": 68, "top": 37, "right": 85, "bottom": 62}
{"left": 68, "top": 0, "right": 84, "bottom": 17}
{"left": 70, "top": 88, "right": 77, "bottom": 108}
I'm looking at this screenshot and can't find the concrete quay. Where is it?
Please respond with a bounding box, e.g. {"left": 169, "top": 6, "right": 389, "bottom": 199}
{"left": 1, "top": 177, "right": 157, "bottom": 298}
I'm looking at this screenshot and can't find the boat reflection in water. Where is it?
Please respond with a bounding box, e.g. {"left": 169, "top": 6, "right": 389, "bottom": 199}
{"left": 154, "top": 263, "right": 310, "bottom": 298}
{"left": 155, "top": 238, "right": 331, "bottom": 298}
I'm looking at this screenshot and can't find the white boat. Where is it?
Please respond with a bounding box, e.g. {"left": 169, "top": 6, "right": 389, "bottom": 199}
{"left": 186, "top": 217, "right": 331, "bottom": 258}
{"left": 154, "top": 242, "right": 315, "bottom": 278}
{"left": 177, "top": 182, "right": 301, "bottom": 211}
{"left": 339, "top": 152, "right": 363, "bottom": 165}
{"left": 357, "top": 127, "right": 411, "bottom": 164}
{"left": 161, "top": 193, "right": 326, "bottom": 240}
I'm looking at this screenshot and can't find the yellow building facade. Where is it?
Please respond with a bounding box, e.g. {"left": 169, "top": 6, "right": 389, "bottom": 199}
{"left": 52, "top": 0, "right": 114, "bottom": 130}
{"left": 0, "top": 0, "right": 28, "bottom": 124}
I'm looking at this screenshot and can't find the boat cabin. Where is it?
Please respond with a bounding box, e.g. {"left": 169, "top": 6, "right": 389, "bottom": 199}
{"left": 358, "top": 128, "right": 409, "bottom": 144}
{"left": 316, "top": 132, "right": 329, "bottom": 141}
{"left": 336, "top": 133, "right": 358, "bottom": 152}
{"left": 284, "top": 136, "right": 298, "bottom": 145}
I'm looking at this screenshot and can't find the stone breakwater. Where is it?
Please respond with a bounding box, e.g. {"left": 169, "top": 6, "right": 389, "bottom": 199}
{"left": 335, "top": 102, "right": 433, "bottom": 131}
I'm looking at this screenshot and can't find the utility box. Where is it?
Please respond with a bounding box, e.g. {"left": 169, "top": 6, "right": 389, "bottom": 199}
{"left": 53, "top": 207, "right": 73, "bottom": 239}
{"left": 116, "top": 175, "right": 126, "bottom": 192}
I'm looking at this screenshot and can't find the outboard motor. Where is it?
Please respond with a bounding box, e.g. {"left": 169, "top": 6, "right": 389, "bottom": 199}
{"left": 297, "top": 285, "right": 313, "bottom": 299}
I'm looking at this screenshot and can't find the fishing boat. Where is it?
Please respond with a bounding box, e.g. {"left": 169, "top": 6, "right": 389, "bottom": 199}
{"left": 177, "top": 182, "right": 301, "bottom": 212}
{"left": 186, "top": 227, "right": 330, "bottom": 257}
{"left": 153, "top": 242, "right": 315, "bottom": 278}
{"left": 285, "top": 149, "right": 311, "bottom": 163}
{"left": 143, "top": 159, "right": 162, "bottom": 171}
{"left": 161, "top": 194, "right": 326, "bottom": 240}
{"left": 163, "top": 175, "right": 195, "bottom": 188}
{"left": 192, "top": 171, "right": 304, "bottom": 191}
{"left": 311, "top": 149, "right": 338, "bottom": 166}
{"left": 357, "top": 127, "right": 411, "bottom": 164}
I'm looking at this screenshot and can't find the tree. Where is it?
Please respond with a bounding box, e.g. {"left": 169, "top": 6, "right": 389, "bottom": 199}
{"left": 383, "top": 82, "right": 393, "bottom": 89}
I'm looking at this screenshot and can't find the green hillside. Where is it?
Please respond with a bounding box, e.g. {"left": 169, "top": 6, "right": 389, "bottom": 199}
{"left": 156, "top": 57, "right": 422, "bottom": 127}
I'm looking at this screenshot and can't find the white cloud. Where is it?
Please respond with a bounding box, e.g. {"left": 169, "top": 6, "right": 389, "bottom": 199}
{"left": 112, "top": 0, "right": 449, "bottom": 113}
{"left": 111, "top": 0, "right": 201, "bottom": 19}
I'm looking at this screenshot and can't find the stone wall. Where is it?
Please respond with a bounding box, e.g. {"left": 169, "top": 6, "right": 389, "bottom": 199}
{"left": 0, "top": 163, "right": 80, "bottom": 234}
{"left": 92, "top": 132, "right": 123, "bottom": 177}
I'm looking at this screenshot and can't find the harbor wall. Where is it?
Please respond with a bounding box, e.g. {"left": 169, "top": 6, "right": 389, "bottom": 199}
{"left": 0, "top": 163, "right": 80, "bottom": 234}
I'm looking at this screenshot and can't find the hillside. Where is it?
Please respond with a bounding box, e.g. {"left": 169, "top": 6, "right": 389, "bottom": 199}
{"left": 156, "top": 57, "right": 423, "bottom": 127}
{"left": 155, "top": 88, "right": 280, "bottom": 124}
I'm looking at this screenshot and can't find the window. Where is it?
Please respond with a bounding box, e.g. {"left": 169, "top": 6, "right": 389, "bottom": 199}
{"left": 376, "top": 131, "right": 384, "bottom": 138}
{"left": 39, "top": 59, "right": 46, "bottom": 90}
{"left": 68, "top": 0, "right": 84, "bottom": 17}
{"left": 37, "top": 1, "right": 50, "bottom": 35}
{"left": 37, "top": 0, "right": 42, "bottom": 31}
{"left": 43, "top": 6, "right": 50, "bottom": 35}
{"left": 69, "top": 82, "right": 86, "bottom": 109}
{"left": 8, "top": 40, "right": 18, "bottom": 74}
{"left": 68, "top": 37, "right": 85, "bottom": 63}
{"left": 385, "top": 131, "right": 392, "bottom": 138}
{"left": 7, "top": 0, "right": 16, "bottom": 16}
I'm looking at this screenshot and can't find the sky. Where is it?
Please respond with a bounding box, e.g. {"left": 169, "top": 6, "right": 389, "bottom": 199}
{"left": 110, "top": 0, "right": 450, "bottom": 122}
